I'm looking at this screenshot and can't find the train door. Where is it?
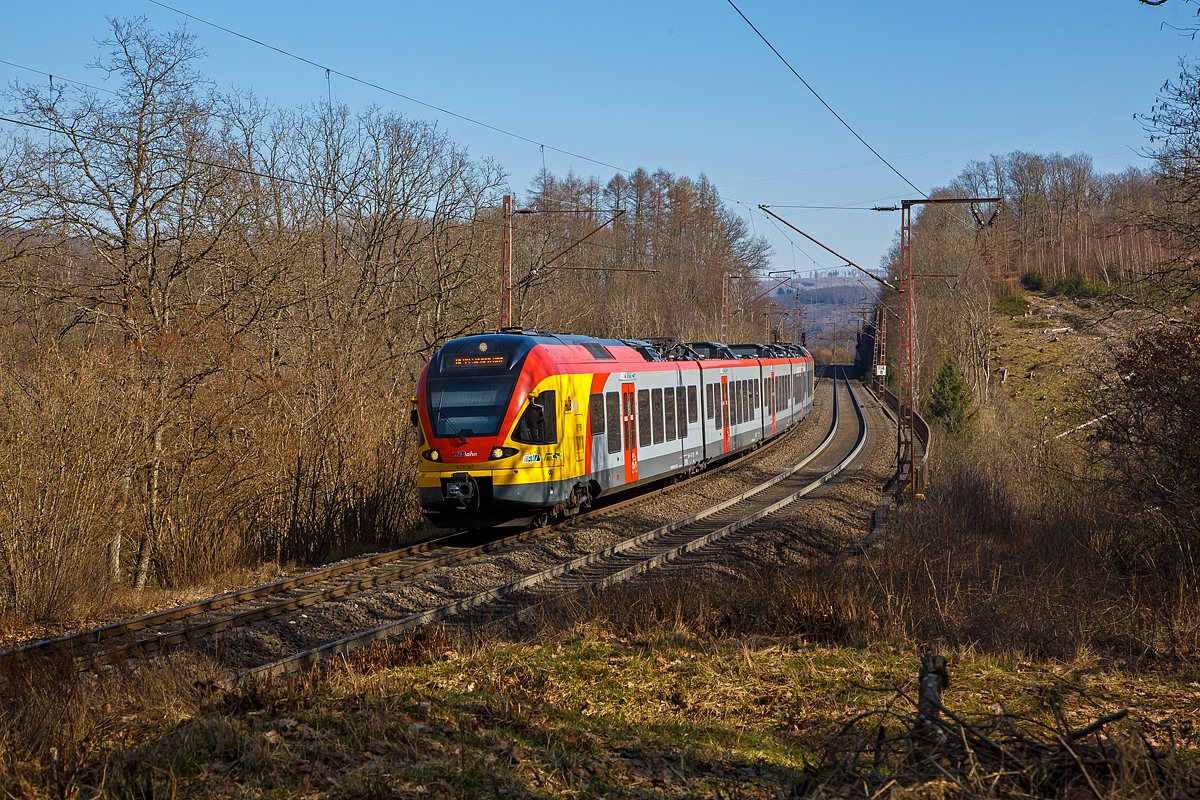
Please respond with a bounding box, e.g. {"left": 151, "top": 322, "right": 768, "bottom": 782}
{"left": 769, "top": 372, "right": 777, "bottom": 435}
{"left": 720, "top": 376, "right": 730, "bottom": 453}
{"left": 572, "top": 399, "right": 585, "bottom": 464}
{"left": 621, "top": 382, "right": 638, "bottom": 483}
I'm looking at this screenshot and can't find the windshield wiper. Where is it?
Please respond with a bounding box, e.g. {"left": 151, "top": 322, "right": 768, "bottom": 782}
{"left": 436, "top": 408, "right": 469, "bottom": 445}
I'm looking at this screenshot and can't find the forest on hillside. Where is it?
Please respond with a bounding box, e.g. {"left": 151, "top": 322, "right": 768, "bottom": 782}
{"left": 0, "top": 18, "right": 1196, "bottom": 625}
{"left": 864, "top": 57, "right": 1200, "bottom": 602}
{"left": 866, "top": 152, "right": 1164, "bottom": 406}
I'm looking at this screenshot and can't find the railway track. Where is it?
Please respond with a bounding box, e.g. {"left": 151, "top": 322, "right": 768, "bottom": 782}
{"left": 2, "top": 370, "right": 835, "bottom": 673}
{"left": 238, "top": 366, "right": 867, "bottom": 681}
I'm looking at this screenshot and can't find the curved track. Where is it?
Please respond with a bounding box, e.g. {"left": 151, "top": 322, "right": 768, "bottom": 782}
{"left": 239, "top": 367, "right": 867, "bottom": 680}
{"left": 2, "top": 372, "right": 832, "bottom": 672}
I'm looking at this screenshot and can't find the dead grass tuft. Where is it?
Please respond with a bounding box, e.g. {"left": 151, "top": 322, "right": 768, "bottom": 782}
{"left": 806, "top": 694, "right": 1197, "bottom": 799}
{"left": 335, "top": 626, "right": 457, "bottom": 674}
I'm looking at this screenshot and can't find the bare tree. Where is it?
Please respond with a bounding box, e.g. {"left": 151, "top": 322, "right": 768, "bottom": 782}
{"left": 1139, "top": 58, "right": 1200, "bottom": 301}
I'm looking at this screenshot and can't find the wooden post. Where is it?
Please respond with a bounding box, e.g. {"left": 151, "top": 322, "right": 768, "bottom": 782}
{"left": 916, "top": 653, "right": 949, "bottom": 729}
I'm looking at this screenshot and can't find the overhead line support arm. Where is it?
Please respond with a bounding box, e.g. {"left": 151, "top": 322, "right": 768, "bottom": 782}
{"left": 757, "top": 205, "right": 899, "bottom": 293}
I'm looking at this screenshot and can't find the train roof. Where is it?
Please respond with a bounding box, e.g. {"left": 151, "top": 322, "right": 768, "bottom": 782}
{"left": 430, "top": 330, "right": 811, "bottom": 376}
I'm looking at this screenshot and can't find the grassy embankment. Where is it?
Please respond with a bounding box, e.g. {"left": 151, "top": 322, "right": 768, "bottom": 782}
{"left": 2, "top": 287, "right": 1198, "bottom": 798}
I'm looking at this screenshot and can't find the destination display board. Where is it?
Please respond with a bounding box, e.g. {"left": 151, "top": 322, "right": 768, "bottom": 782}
{"left": 451, "top": 355, "right": 507, "bottom": 368}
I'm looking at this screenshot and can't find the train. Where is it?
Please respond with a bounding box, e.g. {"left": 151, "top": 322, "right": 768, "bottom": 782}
{"left": 412, "top": 328, "right": 815, "bottom": 528}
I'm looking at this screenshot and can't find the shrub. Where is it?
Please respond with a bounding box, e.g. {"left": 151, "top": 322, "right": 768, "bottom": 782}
{"left": 1020, "top": 271, "right": 1046, "bottom": 291}
{"left": 927, "top": 358, "right": 974, "bottom": 438}
{"left": 1048, "top": 274, "right": 1100, "bottom": 298}
{"left": 1084, "top": 314, "right": 1200, "bottom": 586}
{"left": 996, "top": 291, "right": 1030, "bottom": 316}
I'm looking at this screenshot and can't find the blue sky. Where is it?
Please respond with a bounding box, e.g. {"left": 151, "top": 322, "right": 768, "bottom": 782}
{"left": 3, "top": 1, "right": 1195, "bottom": 276}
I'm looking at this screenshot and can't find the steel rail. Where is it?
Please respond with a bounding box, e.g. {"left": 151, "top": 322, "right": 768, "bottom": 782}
{"left": 489, "top": 367, "right": 867, "bottom": 626}
{"left": 4, "top": 368, "right": 826, "bottom": 670}
{"left": 237, "top": 367, "right": 857, "bottom": 682}
{"left": 2, "top": 530, "right": 475, "bottom": 663}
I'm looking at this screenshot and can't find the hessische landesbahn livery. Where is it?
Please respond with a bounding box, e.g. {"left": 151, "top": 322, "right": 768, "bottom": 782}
{"left": 413, "top": 329, "right": 815, "bottom": 528}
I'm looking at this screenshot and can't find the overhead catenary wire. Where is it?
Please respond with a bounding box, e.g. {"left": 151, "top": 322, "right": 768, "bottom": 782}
{"left": 759, "top": 204, "right": 899, "bottom": 292}
{"left": 0, "top": 57, "right": 119, "bottom": 95}
{"left": 766, "top": 204, "right": 892, "bottom": 211}
{"left": 135, "top": 1, "right": 793, "bottom": 276}
{"left": 0, "top": 30, "right": 779, "bottom": 286}
{"left": 724, "top": 0, "right": 983, "bottom": 239}
{"left": 145, "top": 0, "right": 633, "bottom": 177}
{"left": 0, "top": 114, "right": 738, "bottom": 277}
{"left": 725, "top": 0, "right": 928, "bottom": 201}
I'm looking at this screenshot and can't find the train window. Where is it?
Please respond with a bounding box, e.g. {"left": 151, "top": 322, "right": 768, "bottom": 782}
{"left": 677, "top": 388, "right": 687, "bottom": 438}
{"left": 688, "top": 385, "right": 698, "bottom": 423}
{"left": 750, "top": 381, "right": 756, "bottom": 420}
{"left": 762, "top": 378, "right": 767, "bottom": 406}
{"left": 651, "top": 388, "right": 665, "bottom": 444}
{"left": 623, "top": 390, "right": 634, "bottom": 450}
{"left": 664, "top": 387, "right": 676, "bottom": 441}
{"left": 638, "top": 389, "right": 651, "bottom": 447}
{"left": 739, "top": 381, "right": 747, "bottom": 423}
{"left": 513, "top": 390, "right": 557, "bottom": 444}
{"left": 589, "top": 393, "right": 605, "bottom": 436}
{"left": 582, "top": 342, "right": 614, "bottom": 359}
{"left": 427, "top": 377, "right": 515, "bottom": 438}
{"left": 514, "top": 399, "right": 541, "bottom": 443}
{"left": 754, "top": 379, "right": 760, "bottom": 411}
{"left": 548, "top": 392, "right": 559, "bottom": 439}
{"left": 606, "top": 392, "right": 621, "bottom": 454}
{"left": 706, "top": 383, "right": 714, "bottom": 419}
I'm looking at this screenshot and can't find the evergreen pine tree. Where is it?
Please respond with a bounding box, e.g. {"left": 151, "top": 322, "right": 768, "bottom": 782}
{"left": 928, "top": 358, "right": 974, "bottom": 437}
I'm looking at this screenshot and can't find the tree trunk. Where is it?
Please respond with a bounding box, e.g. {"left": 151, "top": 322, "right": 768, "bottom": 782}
{"left": 109, "top": 471, "right": 130, "bottom": 583}
{"left": 134, "top": 425, "right": 164, "bottom": 590}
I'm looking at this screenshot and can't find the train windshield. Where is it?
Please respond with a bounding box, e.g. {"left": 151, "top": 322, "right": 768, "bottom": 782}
{"left": 427, "top": 377, "right": 515, "bottom": 438}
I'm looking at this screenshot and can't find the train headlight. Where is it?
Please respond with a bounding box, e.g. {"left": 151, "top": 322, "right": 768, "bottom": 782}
{"left": 488, "top": 446, "right": 519, "bottom": 461}
{"left": 423, "top": 449, "right": 442, "bottom": 462}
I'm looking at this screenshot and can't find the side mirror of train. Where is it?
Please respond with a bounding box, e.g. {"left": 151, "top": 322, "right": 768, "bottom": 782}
{"left": 410, "top": 408, "right": 420, "bottom": 428}
{"left": 514, "top": 392, "right": 555, "bottom": 445}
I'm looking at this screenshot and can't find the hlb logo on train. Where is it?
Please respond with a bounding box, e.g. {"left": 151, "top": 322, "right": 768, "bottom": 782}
{"left": 453, "top": 450, "right": 478, "bottom": 459}
{"left": 522, "top": 454, "right": 542, "bottom": 463}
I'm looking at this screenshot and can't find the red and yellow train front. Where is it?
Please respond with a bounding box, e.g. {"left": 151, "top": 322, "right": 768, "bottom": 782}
{"left": 414, "top": 334, "right": 596, "bottom": 527}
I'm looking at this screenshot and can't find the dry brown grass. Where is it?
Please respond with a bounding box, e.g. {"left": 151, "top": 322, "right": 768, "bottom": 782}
{"left": 0, "top": 647, "right": 224, "bottom": 798}
{"left": 503, "top": 426, "right": 1199, "bottom": 670}
{"left": 0, "top": 331, "right": 433, "bottom": 633}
